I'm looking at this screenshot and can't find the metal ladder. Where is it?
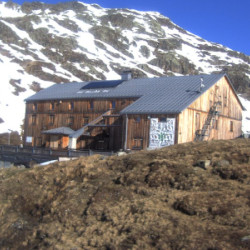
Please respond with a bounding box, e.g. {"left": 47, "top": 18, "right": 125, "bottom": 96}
{"left": 194, "top": 101, "right": 222, "bottom": 141}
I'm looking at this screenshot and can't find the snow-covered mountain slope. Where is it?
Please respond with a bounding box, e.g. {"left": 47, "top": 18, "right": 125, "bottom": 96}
{"left": 239, "top": 96, "right": 250, "bottom": 134}
{"left": 0, "top": 1, "right": 250, "bottom": 134}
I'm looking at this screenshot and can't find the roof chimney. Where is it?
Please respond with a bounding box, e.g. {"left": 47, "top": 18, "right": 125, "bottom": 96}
{"left": 121, "top": 70, "right": 132, "bottom": 81}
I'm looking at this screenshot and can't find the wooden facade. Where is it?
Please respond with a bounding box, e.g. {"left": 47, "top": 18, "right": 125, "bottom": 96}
{"left": 24, "top": 75, "right": 243, "bottom": 151}
{"left": 178, "top": 76, "right": 242, "bottom": 143}
{"left": 24, "top": 98, "right": 136, "bottom": 150}
{"left": 123, "top": 76, "right": 243, "bottom": 149}
{"left": 125, "top": 114, "right": 178, "bottom": 150}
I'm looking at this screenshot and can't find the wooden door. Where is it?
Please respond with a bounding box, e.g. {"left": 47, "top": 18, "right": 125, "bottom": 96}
{"left": 62, "top": 136, "right": 69, "bottom": 148}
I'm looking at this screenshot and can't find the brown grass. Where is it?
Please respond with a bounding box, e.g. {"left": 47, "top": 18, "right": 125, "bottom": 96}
{"left": 0, "top": 138, "right": 250, "bottom": 249}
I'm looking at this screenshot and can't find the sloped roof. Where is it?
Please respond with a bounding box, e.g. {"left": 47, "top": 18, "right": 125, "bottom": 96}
{"left": 42, "top": 127, "right": 75, "bottom": 135}
{"left": 26, "top": 73, "right": 239, "bottom": 114}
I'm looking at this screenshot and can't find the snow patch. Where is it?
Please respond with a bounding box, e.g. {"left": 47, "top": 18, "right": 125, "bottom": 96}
{"left": 239, "top": 96, "right": 250, "bottom": 134}
{"left": 0, "top": 2, "right": 25, "bottom": 17}
{"left": 42, "top": 67, "right": 54, "bottom": 75}
{"left": 0, "top": 0, "right": 249, "bottom": 137}
{"left": 39, "top": 160, "right": 58, "bottom": 166}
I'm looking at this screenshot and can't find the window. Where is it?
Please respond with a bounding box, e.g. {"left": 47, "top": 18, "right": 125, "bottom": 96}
{"left": 90, "top": 101, "right": 94, "bottom": 109}
{"left": 88, "top": 100, "right": 94, "bottom": 110}
{"left": 49, "top": 102, "right": 55, "bottom": 110}
{"left": 223, "top": 87, "right": 228, "bottom": 107}
{"left": 69, "top": 101, "right": 74, "bottom": 111}
{"left": 133, "top": 138, "right": 143, "bottom": 149}
{"left": 68, "top": 116, "right": 74, "bottom": 126}
{"left": 49, "top": 115, "right": 55, "bottom": 125}
{"left": 110, "top": 100, "right": 116, "bottom": 109}
{"left": 32, "top": 103, "right": 37, "bottom": 111}
{"left": 159, "top": 117, "right": 167, "bottom": 122}
{"left": 32, "top": 115, "right": 36, "bottom": 125}
{"left": 230, "top": 121, "right": 234, "bottom": 132}
{"left": 135, "top": 116, "right": 141, "bottom": 123}
{"left": 83, "top": 117, "right": 89, "bottom": 126}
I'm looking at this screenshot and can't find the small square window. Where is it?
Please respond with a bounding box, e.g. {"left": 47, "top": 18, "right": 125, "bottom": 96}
{"left": 133, "top": 138, "right": 143, "bottom": 149}
{"left": 159, "top": 117, "right": 167, "bottom": 122}
{"left": 135, "top": 116, "right": 141, "bottom": 123}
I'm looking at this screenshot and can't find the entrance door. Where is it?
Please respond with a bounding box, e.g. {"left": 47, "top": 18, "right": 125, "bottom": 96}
{"left": 62, "top": 136, "right": 69, "bottom": 149}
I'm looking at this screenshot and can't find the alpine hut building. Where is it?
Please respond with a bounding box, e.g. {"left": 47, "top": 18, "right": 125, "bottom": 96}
{"left": 24, "top": 73, "right": 243, "bottom": 151}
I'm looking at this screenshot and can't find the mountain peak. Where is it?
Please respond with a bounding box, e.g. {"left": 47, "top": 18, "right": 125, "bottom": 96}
{"left": 0, "top": 0, "right": 249, "bottom": 133}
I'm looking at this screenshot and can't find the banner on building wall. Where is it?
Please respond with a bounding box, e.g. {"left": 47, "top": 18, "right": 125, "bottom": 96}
{"left": 149, "top": 118, "right": 175, "bottom": 149}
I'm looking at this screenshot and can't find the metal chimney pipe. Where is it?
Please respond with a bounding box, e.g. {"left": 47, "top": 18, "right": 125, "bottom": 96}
{"left": 121, "top": 71, "right": 132, "bottom": 81}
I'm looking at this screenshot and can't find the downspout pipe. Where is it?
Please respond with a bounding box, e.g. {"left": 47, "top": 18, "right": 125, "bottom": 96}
{"left": 124, "top": 114, "right": 128, "bottom": 150}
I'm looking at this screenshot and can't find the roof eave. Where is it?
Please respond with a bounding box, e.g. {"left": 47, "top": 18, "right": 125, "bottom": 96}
{"left": 120, "top": 110, "right": 181, "bottom": 115}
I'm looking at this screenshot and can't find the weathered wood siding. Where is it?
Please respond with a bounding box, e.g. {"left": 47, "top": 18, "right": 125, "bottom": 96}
{"left": 125, "top": 114, "right": 178, "bottom": 150}
{"left": 24, "top": 76, "right": 243, "bottom": 150}
{"left": 178, "top": 76, "right": 243, "bottom": 143}
{"left": 24, "top": 98, "right": 135, "bottom": 149}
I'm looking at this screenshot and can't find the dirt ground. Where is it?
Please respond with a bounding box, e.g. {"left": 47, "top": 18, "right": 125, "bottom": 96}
{"left": 0, "top": 138, "right": 250, "bottom": 249}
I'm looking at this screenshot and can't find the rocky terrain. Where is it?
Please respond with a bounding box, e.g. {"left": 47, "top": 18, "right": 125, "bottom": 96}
{"left": 0, "top": 1, "right": 250, "bottom": 133}
{"left": 0, "top": 138, "right": 249, "bottom": 249}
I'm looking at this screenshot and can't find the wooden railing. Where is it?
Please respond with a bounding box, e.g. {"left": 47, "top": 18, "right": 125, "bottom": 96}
{"left": 0, "top": 145, "right": 114, "bottom": 158}
{"left": 71, "top": 110, "right": 113, "bottom": 138}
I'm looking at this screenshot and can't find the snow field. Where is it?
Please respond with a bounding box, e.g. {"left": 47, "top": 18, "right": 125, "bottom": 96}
{"left": 0, "top": 1, "right": 249, "bottom": 134}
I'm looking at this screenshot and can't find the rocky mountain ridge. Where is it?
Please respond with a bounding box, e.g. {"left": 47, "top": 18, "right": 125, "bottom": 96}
{"left": 0, "top": 1, "right": 250, "bottom": 133}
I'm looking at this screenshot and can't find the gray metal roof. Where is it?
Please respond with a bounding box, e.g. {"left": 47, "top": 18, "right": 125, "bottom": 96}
{"left": 42, "top": 127, "right": 75, "bottom": 135}
{"left": 26, "top": 73, "right": 230, "bottom": 114}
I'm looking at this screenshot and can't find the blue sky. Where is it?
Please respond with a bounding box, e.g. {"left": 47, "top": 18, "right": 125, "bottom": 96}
{"left": 13, "top": 0, "right": 250, "bottom": 56}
